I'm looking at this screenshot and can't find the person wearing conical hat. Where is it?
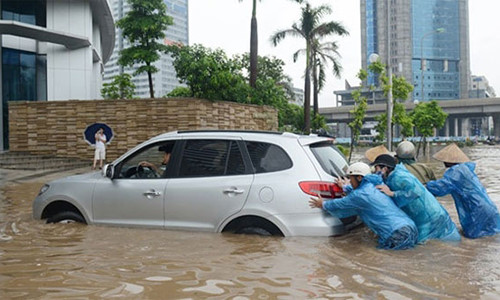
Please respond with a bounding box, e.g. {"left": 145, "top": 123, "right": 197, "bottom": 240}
{"left": 365, "top": 145, "right": 390, "bottom": 163}
{"left": 373, "top": 154, "right": 460, "bottom": 243}
{"left": 426, "top": 143, "right": 500, "bottom": 239}
{"left": 395, "top": 141, "right": 436, "bottom": 184}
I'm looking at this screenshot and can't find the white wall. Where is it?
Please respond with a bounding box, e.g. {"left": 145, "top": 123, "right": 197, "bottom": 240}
{"left": 46, "top": 0, "right": 101, "bottom": 100}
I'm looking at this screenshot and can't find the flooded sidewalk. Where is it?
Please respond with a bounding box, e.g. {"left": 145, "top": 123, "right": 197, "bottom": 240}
{"left": 1, "top": 146, "right": 500, "bottom": 299}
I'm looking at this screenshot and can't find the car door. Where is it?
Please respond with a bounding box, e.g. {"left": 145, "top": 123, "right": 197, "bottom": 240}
{"left": 164, "top": 138, "right": 253, "bottom": 231}
{"left": 92, "top": 142, "right": 174, "bottom": 227}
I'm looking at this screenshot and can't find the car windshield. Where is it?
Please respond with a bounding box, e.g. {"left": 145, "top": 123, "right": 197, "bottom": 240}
{"left": 309, "top": 142, "right": 348, "bottom": 177}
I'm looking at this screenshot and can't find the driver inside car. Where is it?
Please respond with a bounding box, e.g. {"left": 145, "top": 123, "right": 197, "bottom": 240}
{"left": 138, "top": 143, "right": 174, "bottom": 177}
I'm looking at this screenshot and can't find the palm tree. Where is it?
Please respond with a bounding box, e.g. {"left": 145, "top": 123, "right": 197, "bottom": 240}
{"left": 239, "top": 0, "right": 303, "bottom": 89}
{"left": 238, "top": 0, "right": 259, "bottom": 88}
{"left": 294, "top": 39, "right": 343, "bottom": 121}
{"left": 311, "top": 40, "right": 343, "bottom": 118}
{"left": 270, "top": 2, "right": 347, "bottom": 133}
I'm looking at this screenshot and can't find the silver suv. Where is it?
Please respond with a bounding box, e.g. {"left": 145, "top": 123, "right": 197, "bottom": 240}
{"left": 33, "top": 130, "right": 354, "bottom": 236}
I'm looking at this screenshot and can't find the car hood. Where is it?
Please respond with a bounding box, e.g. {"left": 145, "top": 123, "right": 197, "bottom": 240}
{"left": 48, "top": 171, "right": 103, "bottom": 185}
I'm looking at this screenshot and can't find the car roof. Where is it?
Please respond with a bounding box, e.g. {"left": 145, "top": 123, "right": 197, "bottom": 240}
{"left": 149, "top": 130, "right": 333, "bottom": 145}
{"left": 113, "top": 130, "right": 336, "bottom": 165}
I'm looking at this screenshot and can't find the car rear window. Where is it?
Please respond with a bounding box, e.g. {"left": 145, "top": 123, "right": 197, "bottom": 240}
{"left": 245, "top": 141, "right": 292, "bottom": 173}
{"left": 309, "top": 142, "right": 348, "bottom": 177}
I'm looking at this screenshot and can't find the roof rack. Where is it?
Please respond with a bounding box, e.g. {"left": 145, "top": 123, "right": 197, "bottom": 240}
{"left": 177, "top": 129, "right": 283, "bottom": 135}
{"left": 312, "top": 128, "right": 336, "bottom": 139}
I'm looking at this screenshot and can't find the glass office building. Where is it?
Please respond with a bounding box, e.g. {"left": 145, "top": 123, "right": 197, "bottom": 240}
{"left": 104, "top": 0, "right": 189, "bottom": 99}
{"left": 365, "top": 0, "right": 378, "bottom": 86}
{"left": 0, "top": 0, "right": 114, "bottom": 149}
{"left": 360, "top": 0, "right": 470, "bottom": 102}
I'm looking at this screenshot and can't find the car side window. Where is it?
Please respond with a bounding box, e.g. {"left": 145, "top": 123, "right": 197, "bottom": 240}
{"left": 117, "top": 142, "right": 174, "bottom": 179}
{"left": 178, "top": 140, "right": 245, "bottom": 177}
{"left": 225, "top": 141, "right": 246, "bottom": 175}
{"left": 245, "top": 141, "right": 292, "bottom": 173}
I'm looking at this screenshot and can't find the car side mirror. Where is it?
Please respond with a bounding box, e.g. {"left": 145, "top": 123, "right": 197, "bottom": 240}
{"left": 103, "top": 164, "right": 114, "bottom": 179}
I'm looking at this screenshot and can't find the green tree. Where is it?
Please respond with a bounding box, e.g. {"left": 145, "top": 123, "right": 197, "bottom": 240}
{"left": 167, "top": 44, "right": 303, "bottom": 130}
{"left": 234, "top": 53, "right": 295, "bottom": 100}
{"left": 410, "top": 100, "right": 447, "bottom": 155}
{"left": 280, "top": 103, "right": 304, "bottom": 132}
{"left": 101, "top": 73, "right": 136, "bottom": 99}
{"left": 235, "top": 54, "right": 300, "bottom": 129}
{"left": 237, "top": 54, "right": 309, "bottom": 130}
{"left": 270, "top": 2, "right": 347, "bottom": 133}
{"left": 310, "top": 40, "right": 343, "bottom": 118}
{"left": 311, "top": 113, "right": 327, "bottom": 132}
{"left": 364, "top": 60, "right": 414, "bottom": 142}
{"left": 116, "top": 0, "right": 173, "bottom": 98}
{"left": 348, "top": 87, "right": 368, "bottom": 162}
{"left": 166, "top": 44, "right": 249, "bottom": 102}
{"left": 294, "top": 39, "right": 344, "bottom": 120}
{"left": 166, "top": 86, "right": 191, "bottom": 97}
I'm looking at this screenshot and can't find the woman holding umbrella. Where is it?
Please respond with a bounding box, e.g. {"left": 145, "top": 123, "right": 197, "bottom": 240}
{"left": 92, "top": 127, "right": 107, "bottom": 170}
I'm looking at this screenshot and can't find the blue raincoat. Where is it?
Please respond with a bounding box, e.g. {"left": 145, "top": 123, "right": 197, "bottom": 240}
{"left": 426, "top": 162, "right": 500, "bottom": 239}
{"left": 385, "top": 164, "right": 460, "bottom": 243}
{"left": 323, "top": 174, "right": 418, "bottom": 250}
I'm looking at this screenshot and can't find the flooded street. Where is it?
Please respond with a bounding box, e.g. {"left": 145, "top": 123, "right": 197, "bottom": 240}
{"left": 1, "top": 145, "right": 500, "bottom": 299}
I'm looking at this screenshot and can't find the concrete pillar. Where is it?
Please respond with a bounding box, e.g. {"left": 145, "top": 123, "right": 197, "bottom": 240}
{"left": 493, "top": 114, "right": 500, "bottom": 138}
{"left": 0, "top": 39, "right": 3, "bottom": 150}
{"left": 462, "top": 118, "right": 470, "bottom": 137}
{"left": 482, "top": 117, "right": 488, "bottom": 136}
{"left": 454, "top": 118, "right": 458, "bottom": 137}
{"left": 445, "top": 119, "right": 450, "bottom": 137}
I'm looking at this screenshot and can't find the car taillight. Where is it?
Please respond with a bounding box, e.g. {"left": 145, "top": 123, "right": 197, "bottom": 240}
{"left": 299, "top": 181, "right": 344, "bottom": 199}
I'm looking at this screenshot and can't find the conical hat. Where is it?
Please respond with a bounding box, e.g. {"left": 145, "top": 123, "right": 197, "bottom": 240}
{"left": 432, "top": 143, "right": 470, "bottom": 163}
{"left": 365, "top": 145, "right": 390, "bottom": 162}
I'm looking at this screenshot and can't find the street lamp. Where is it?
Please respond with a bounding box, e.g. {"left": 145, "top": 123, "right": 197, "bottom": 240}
{"left": 420, "top": 28, "right": 445, "bottom": 101}
{"left": 386, "top": 0, "right": 393, "bottom": 150}
{"left": 368, "top": 53, "right": 379, "bottom": 105}
{"left": 368, "top": 49, "right": 393, "bottom": 149}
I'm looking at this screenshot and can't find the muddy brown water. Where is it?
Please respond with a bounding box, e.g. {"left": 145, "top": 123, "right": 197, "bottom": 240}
{"left": 1, "top": 145, "right": 500, "bottom": 299}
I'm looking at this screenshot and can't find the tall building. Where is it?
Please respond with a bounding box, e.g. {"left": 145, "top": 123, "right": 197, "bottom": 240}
{"left": 104, "top": 0, "right": 188, "bottom": 99}
{"left": 290, "top": 87, "right": 304, "bottom": 107}
{"left": 0, "top": 0, "right": 115, "bottom": 149}
{"left": 470, "top": 75, "right": 496, "bottom": 98}
{"left": 360, "top": 0, "right": 470, "bottom": 102}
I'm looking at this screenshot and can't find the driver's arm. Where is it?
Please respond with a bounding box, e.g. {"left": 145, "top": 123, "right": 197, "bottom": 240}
{"left": 139, "top": 161, "right": 159, "bottom": 173}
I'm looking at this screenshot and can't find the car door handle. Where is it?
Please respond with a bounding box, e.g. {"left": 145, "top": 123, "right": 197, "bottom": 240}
{"left": 144, "top": 190, "right": 162, "bottom": 197}
{"left": 223, "top": 188, "right": 244, "bottom": 194}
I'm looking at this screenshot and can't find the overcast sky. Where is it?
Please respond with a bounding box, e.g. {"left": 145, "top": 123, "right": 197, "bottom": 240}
{"left": 188, "top": 0, "right": 499, "bottom": 107}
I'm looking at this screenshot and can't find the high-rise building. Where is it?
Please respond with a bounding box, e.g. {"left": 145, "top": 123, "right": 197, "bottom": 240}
{"left": 360, "top": 0, "right": 470, "bottom": 102}
{"left": 104, "top": 0, "right": 188, "bottom": 99}
{"left": 470, "top": 75, "right": 496, "bottom": 98}
{"left": 0, "top": 0, "right": 115, "bottom": 149}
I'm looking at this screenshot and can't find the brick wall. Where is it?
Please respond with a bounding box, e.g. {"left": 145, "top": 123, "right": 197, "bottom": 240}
{"left": 9, "top": 98, "right": 278, "bottom": 161}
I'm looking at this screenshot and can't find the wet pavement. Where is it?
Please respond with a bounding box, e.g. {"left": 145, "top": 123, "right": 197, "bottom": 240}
{"left": 1, "top": 145, "right": 500, "bottom": 299}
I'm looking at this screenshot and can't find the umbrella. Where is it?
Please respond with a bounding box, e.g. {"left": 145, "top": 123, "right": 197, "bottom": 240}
{"left": 83, "top": 123, "right": 114, "bottom": 145}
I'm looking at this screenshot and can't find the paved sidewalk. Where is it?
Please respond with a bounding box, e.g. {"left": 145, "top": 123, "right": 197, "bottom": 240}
{"left": 0, "top": 151, "right": 90, "bottom": 171}
{"left": 0, "top": 165, "right": 95, "bottom": 183}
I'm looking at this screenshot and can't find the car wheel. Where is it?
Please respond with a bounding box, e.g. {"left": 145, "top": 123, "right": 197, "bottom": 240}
{"left": 236, "top": 226, "right": 272, "bottom": 236}
{"left": 47, "top": 211, "right": 86, "bottom": 224}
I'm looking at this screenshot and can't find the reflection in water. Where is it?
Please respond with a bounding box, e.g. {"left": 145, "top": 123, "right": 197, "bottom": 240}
{"left": 1, "top": 145, "right": 500, "bottom": 298}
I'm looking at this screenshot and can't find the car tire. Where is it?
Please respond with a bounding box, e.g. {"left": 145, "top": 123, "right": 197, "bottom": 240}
{"left": 47, "top": 211, "right": 86, "bottom": 224}
{"left": 236, "top": 226, "right": 273, "bottom": 236}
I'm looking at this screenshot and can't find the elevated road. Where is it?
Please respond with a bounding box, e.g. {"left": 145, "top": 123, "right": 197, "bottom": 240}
{"left": 320, "top": 97, "right": 500, "bottom": 122}
{"left": 319, "top": 97, "right": 500, "bottom": 137}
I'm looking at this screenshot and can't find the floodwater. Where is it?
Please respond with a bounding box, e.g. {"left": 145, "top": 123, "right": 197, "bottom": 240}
{"left": 1, "top": 145, "right": 500, "bottom": 299}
